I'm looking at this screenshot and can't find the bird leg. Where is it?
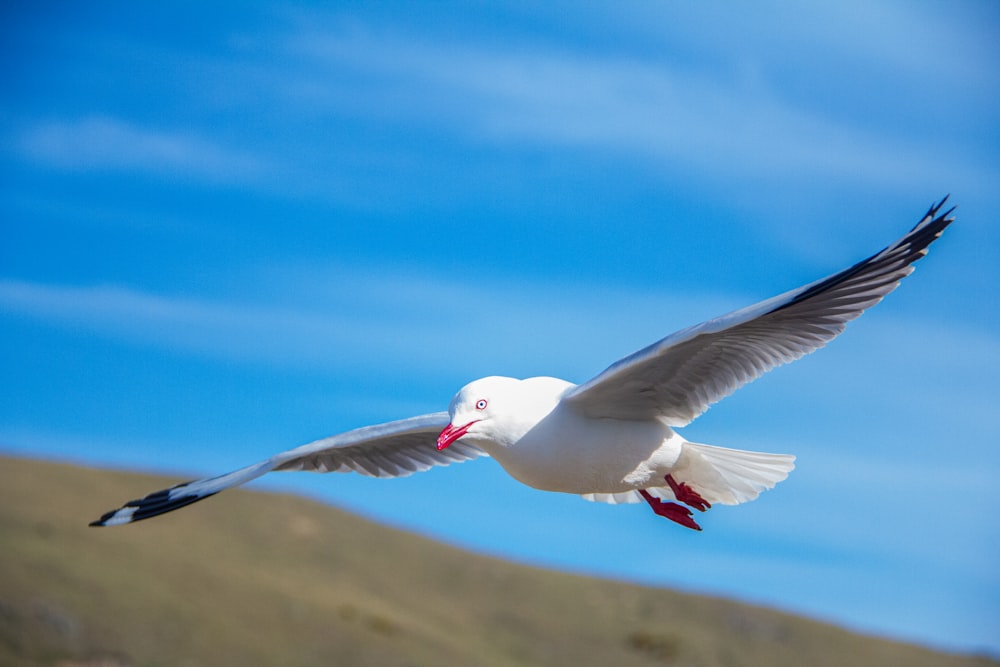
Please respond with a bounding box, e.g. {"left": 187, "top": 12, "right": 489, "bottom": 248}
{"left": 665, "top": 474, "right": 711, "bottom": 512}
{"left": 639, "top": 490, "right": 702, "bottom": 531}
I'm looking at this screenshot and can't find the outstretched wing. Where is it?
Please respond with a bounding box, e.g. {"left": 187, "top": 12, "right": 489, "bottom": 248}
{"left": 90, "top": 412, "right": 485, "bottom": 526}
{"left": 564, "top": 198, "right": 955, "bottom": 425}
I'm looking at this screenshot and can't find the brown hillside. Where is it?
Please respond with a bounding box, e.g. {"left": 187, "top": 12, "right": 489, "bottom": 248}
{"left": 0, "top": 455, "right": 994, "bottom": 667}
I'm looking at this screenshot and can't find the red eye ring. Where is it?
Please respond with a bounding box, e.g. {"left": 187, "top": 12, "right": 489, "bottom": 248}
{"left": 475, "top": 399, "right": 488, "bottom": 410}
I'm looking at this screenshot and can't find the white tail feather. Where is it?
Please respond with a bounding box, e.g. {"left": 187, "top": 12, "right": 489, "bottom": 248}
{"left": 674, "top": 441, "right": 795, "bottom": 505}
{"left": 580, "top": 441, "right": 794, "bottom": 506}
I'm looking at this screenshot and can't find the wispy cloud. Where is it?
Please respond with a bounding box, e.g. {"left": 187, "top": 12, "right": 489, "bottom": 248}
{"left": 3, "top": 272, "right": 996, "bottom": 412}
{"left": 0, "top": 275, "right": 705, "bottom": 378}
{"left": 0, "top": 279, "right": 424, "bottom": 371}
{"left": 18, "top": 116, "right": 270, "bottom": 185}
{"left": 281, "top": 25, "right": 994, "bottom": 194}
{"left": 15, "top": 9, "right": 995, "bottom": 206}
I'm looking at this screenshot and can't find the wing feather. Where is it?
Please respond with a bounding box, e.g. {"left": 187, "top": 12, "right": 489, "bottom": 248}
{"left": 90, "top": 412, "right": 486, "bottom": 526}
{"left": 564, "top": 198, "right": 955, "bottom": 425}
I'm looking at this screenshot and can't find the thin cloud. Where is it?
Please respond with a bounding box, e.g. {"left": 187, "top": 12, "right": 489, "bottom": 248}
{"left": 283, "top": 27, "right": 992, "bottom": 193}
{"left": 0, "top": 279, "right": 425, "bottom": 371}
{"left": 18, "top": 116, "right": 270, "bottom": 185}
{"left": 3, "top": 273, "right": 996, "bottom": 410}
{"left": 0, "top": 276, "right": 695, "bottom": 376}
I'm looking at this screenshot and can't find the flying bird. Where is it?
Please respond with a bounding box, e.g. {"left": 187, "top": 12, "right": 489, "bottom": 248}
{"left": 91, "top": 198, "right": 954, "bottom": 531}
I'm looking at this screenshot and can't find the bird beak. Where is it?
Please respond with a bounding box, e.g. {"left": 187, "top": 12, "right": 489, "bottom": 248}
{"left": 437, "top": 421, "right": 475, "bottom": 451}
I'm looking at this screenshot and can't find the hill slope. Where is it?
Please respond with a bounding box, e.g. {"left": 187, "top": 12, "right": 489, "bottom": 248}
{"left": 1, "top": 455, "right": 994, "bottom": 667}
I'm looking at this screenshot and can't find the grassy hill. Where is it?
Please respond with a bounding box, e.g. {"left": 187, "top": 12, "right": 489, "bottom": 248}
{"left": 1, "top": 455, "right": 994, "bottom": 667}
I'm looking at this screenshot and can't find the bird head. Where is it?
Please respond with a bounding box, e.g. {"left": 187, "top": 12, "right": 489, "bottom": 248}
{"left": 436, "top": 376, "right": 512, "bottom": 451}
{"left": 436, "top": 376, "right": 571, "bottom": 451}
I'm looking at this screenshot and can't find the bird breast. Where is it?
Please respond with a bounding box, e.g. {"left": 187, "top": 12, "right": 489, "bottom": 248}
{"left": 484, "top": 404, "right": 683, "bottom": 495}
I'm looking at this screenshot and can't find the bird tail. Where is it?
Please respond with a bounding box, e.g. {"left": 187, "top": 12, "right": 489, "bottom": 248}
{"left": 672, "top": 441, "right": 795, "bottom": 506}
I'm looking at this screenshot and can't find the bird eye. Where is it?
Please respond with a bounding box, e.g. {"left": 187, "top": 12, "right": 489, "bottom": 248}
{"left": 475, "top": 399, "right": 488, "bottom": 410}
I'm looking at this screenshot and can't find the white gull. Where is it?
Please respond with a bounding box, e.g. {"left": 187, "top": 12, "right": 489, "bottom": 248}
{"left": 91, "top": 198, "right": 954, "bottom": 531}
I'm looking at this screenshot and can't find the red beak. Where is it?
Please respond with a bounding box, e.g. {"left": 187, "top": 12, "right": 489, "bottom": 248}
{"left": 437, "top": 421, "right": 475, "bottom": 451}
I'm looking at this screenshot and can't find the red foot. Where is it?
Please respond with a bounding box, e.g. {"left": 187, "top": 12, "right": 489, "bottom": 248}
{"left": 666, "top": 474, "right": 711, "bottom": 512}
{"left": 639, "top": 490, "right": 702, "bottom": 531}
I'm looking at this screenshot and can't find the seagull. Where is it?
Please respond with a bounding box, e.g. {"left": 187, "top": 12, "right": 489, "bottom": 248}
{"left": 91, "top": 198, "right": 954, "bottom": 531}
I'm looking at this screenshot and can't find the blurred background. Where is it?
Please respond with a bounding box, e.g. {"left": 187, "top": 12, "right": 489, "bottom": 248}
{"left": 2, "top": 1, "right": 998, "bottom": 655}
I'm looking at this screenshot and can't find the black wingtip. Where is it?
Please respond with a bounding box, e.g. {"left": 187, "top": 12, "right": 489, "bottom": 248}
{"left": 915, "top": 195, "right": 954, "bottom": 231}
{"left": 88, "top": 479, "right": 213, "bottom": 527}
{"left": 771, "top": 197, "right": 955, "bottom": 315}
{"left": 89, "top": 507, "right": 120, "bottom": 527}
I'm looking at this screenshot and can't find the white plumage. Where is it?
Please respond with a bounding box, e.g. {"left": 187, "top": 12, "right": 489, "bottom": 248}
{"left": 92, "top": 198, "right": 954, "bottom": 531}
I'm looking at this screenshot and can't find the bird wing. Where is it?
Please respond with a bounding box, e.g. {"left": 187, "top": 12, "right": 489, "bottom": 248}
{"left": 563, "top": 198, "right": 955, "bottom": 425}
{"left": 90, "top": 412, "right": 485, "bottom": 526}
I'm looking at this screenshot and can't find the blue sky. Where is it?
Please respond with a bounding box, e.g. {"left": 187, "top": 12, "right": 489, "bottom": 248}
{"left": 2, "top": 0, "right": 998, "bottom": 655}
